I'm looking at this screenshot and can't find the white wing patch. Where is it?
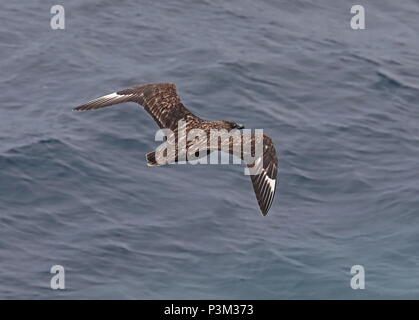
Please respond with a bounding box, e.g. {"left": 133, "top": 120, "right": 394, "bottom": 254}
{"left": 95, "top": 92, "right": 134, "bottom": 101}
{"left": 87, "top": 92, "right": 122, "bottom": 103}
{"left": 103, "top": 92, "right": 120, "bottom": 99}
{"left": 73, "top": 92, "right": 135, "bottom": 111}
{"left": 249, "top": 155, "right": 277, "bottom": 215}
{"left": 265, "top": 173, "right": 276, "bottom": 193}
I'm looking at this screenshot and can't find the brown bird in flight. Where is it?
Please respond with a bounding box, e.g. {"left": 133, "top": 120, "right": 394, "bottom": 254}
{"left": 73, "top": 83, "right": 278, "bottom": 215}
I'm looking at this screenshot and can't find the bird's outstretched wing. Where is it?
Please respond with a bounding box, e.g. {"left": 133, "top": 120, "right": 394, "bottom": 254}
{"left": 205, "top": 132, "right": 278, "bottom": 216}
{"left": 73, "top": 83, "right": 195, "bottom": 130}
{"left": 245, "top": 135, "right": 278, "bottom": 216}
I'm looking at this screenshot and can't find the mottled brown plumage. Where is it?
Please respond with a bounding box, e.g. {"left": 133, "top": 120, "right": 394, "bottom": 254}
{"left": 73, "top": 83, "right": 278, "bottom": 216}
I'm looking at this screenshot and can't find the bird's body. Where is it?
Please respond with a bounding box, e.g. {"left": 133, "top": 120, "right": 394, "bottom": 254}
{"left": 73, "top": 83, "right": 278, "bottom": 215}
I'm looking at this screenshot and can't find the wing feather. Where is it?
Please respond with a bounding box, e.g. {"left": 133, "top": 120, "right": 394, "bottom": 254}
{"left": 246, "top": 135, "right": 278, "bottom": 215}
{"left": 73, "top": 83, "right": 195, "bottom": 130}
{"left": 207, "top": 132, "right": 278, "bottom": 215}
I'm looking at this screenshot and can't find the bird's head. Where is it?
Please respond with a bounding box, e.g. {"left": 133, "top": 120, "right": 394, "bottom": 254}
{"left": 223, "top": 121, "right": 245, "bottom": 130}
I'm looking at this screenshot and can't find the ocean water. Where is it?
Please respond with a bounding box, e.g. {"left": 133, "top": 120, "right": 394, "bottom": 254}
{"left": 1, "top": 0, "right": 419, "bottom": 299}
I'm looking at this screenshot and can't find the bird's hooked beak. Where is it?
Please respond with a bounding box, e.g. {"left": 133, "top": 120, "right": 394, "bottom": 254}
{"left": 236, "top": 123, "right": 245, "bottom": 129}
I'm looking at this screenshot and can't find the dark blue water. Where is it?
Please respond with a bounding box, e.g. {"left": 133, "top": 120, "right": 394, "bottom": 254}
{"left": 1, "top": 0, "right": 419, "bottom": 299}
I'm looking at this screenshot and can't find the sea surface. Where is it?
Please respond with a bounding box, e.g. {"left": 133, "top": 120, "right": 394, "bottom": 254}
{"left": 1, "top": 0, "right": 419, "bottom": 299}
